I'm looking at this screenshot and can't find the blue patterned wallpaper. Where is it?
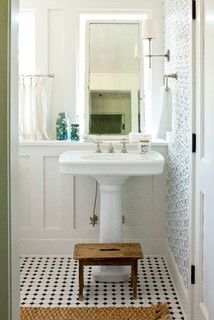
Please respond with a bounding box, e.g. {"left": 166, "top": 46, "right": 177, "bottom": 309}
{"left": 164, "top": 0, "right": 192, "bottom": 288}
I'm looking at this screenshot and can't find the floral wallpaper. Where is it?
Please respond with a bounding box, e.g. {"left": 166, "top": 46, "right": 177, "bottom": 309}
{"left": 163, "top": 0, "right": 192, "bottom": 288}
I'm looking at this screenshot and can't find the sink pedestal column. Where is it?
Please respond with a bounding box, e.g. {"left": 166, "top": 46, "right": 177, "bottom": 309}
{"left": 93, "top": 176, "right": 129, "bottom": 282}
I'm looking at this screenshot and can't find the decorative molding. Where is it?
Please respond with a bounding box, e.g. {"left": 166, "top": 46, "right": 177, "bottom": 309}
{"left": 73, "top": 176, "right": 76, "bottom": 229}
{"left": 19, "top": 145, "right": 168, "bottom": 260}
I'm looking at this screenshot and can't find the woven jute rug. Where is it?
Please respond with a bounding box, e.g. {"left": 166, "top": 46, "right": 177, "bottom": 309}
{"left": 21, "top": 303, "right": 172, "bottom": 320}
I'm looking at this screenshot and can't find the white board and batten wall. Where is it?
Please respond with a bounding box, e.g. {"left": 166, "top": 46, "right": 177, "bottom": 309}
{"left": 19, "top": 142, "right": 168, "bottom": 255}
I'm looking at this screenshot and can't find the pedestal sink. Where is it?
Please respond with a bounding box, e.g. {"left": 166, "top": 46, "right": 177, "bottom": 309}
{"left": 59, "top": 150, "right": 165, "bottom": 282}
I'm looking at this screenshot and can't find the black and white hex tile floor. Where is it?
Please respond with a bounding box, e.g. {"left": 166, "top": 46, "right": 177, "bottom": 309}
{"left": 20, "top": 256, "right": 184, "bottom": 320}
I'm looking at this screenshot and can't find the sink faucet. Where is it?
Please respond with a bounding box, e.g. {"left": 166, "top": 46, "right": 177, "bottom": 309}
{"left": 107, "top": 143, "right": 115, "bottom": 153}
{"left": 86, "top": 137, "right": 103, "bottom": 153}
{"left": 120, "top": 139, "right": 128, "bottom": 153}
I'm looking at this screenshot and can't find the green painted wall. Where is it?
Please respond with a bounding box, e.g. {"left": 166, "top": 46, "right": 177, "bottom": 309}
{"left": 0, "top": 0, "right": 10, "bottom": 319}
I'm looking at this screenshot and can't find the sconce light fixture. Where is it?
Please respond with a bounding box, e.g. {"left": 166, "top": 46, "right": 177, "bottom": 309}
{"left": 141, "top": 19, "right": 170, "bottom": 68}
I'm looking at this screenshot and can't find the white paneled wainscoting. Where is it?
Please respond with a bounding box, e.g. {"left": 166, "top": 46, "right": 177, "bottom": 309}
{"left": 19, "top": 142, "right": 168, "bottom": 256}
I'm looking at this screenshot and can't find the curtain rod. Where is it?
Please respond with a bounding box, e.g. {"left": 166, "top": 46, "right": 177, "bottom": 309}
{"left": 19, "top": 73, "right": 55, "bottom": 78}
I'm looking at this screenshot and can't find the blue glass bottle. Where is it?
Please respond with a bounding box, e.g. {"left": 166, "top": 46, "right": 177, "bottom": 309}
{"left": 56, "top": 112, "right": 70, "bottom": 140}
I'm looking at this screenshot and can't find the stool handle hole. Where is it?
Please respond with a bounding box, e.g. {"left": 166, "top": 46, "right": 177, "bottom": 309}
{"left": 99, "top": 248, "right": 120, "bottom": 252}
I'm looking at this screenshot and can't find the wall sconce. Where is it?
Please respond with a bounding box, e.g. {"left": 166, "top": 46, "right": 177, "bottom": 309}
{"left": 141, "top": 19, "right": 170, "bottom": 68}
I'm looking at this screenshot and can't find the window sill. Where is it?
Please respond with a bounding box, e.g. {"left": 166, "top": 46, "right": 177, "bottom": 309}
{"left": 19, "top": 139, "right": 168, "bottom": 147}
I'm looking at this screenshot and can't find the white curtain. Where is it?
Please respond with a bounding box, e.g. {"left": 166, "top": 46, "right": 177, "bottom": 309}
{"left": 19, "top": 76, "right": 52, "bottom": 140}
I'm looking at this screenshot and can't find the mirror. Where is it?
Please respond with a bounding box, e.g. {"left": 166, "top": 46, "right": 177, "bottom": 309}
{"left": 88, "top": 23, "right": 141, "bottom": 136}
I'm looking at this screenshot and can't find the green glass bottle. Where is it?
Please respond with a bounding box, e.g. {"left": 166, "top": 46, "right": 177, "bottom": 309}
{"left": 56, "top": 112, "right": 70, "bottom": 140}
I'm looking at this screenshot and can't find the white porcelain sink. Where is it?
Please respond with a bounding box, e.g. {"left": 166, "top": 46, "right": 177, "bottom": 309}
{"left": 59, "top": 149, "right": 165, "bottom": 282}
{"left": 59, "top": 150, "right": 164, "bottom": 177}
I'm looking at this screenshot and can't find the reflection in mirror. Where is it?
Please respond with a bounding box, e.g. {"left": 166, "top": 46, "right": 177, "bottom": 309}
{"left": 88, "top": 23, "right": 141, "bottom": 135}
{"left": 89, "top": 91, "right": 131, "bottom": 134}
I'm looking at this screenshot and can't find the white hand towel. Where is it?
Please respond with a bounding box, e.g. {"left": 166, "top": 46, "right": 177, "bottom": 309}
{"left": 157, "top": 86, "right": 172, "bottom": 139}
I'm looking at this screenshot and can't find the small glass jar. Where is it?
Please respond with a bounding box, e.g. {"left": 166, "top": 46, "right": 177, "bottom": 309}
{"left": 138, "top": 139, "right": 151, "bottom": 154}
{"left": 56, "top": 112, "right": 70, "bottom": 140}
{"left": 70, "top": 124, "right": 80, "bottom": 141}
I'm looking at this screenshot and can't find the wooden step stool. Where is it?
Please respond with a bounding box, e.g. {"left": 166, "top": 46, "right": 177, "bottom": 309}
{"left": 73, "top": 243, "right": 144, "bottom": 300}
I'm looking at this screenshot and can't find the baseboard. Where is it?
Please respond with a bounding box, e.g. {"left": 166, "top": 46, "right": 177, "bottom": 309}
{"left": 165, "top": 241, "right": 190, "bottom": 319}
{"left": 20, "top": 238, "right": 166, "bottom": 256}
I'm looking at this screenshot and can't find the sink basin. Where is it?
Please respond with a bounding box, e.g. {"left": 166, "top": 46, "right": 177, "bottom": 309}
{"left": 59, "top": 149, "right": 165, "bottom": 282}
{"left": 59, "top": 150, "right": 164, "bottom": 177}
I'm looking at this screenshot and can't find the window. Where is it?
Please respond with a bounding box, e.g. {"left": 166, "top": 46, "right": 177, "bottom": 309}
{"left": 19, "top": 10, "right": 36, "bottom": 74}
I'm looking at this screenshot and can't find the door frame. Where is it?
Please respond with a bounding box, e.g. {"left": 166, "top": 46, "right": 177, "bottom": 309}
{"left": 190, "top": 0, "right": 197, "bottom": 318}
{"left": 192, "top": 0, "right": 209, "bottom": 319}
{"left": 0, "top": 0, "right": 19, "bottom": 319}
{"left": 10, "top": 0, "right": 20, "bottom": 318}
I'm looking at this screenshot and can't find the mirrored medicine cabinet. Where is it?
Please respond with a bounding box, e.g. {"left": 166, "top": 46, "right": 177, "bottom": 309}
{"left": 83, "top": 19, "right": 148, "bottom": 138}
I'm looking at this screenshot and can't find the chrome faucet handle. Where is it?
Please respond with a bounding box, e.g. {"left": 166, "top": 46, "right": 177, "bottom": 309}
{"left": 95, "top": 140, "right": 103, "bottom": 153}
{"left": 120, "top": 139, "right": 128, "bottom": 153}
{"left": 107, "top": 143, "right": 115, "bottom": 153}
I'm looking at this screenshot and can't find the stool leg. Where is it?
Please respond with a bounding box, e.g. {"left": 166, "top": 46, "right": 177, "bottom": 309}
{"left": 79, "top": 261, "right": 84, "bottom": 301}
{"left": 131, "top": 263, "right": 134, "bottom": 287}
{"left": 132, "top": 260, "right": 138, "bottom": 299}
